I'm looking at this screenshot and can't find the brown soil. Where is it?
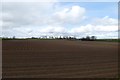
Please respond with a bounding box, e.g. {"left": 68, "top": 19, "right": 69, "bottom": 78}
{"left": 2, "top": 40, "right": 118, "bottom": 78}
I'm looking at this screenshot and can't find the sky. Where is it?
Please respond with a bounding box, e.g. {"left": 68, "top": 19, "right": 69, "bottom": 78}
{"left": 1, "top": 0, "right": 119, "bottom": 39}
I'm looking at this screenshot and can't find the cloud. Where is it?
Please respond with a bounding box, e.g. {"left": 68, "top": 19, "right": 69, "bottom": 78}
{"left": 1, "top": 0, "right": 119, "bottom": 2}
{"left": 70, "top": 16, "right": 118, "bottom": 33}
{"left": 69, "top": 16, "right": 118, "bottom": 38}
{"left": 2, "top": 2, "right": 58, "bottom": 29}
{"left": 54, "top": 5, "right": 86, "bottom": 24}
{"left": 2, "top": 0, "right": 58, "bottom": 2}
{"left": 69, "top": 24, "right": 118, "bottom": 37}
{"left": 93, "top": 16, "right": 118, "bottom": 26}
{"left": 39, "top": 26, "right": 66, "bottom": 33}
{"left": 1, "top": 2, "right": 86, "bottom": 36}
{"left": 1, "top": 2, "right": 118, "bottom": 39}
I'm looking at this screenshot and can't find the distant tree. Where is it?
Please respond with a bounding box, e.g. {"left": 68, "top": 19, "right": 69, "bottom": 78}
{"left": 31, "top": 37, "right": 37, "bottom": 39}
{"left": 69, "top": 37, "right": 71, "bottom": 39}
{"left": 13, "top": 36, "right": 15, "bottom": 39}
{"left": 63, "top": 36, "right": 66, "bottom": 39}
{"left": 91, "top": 36, "right": 97, "bottom": 41}
{"left": 59, "top": 36, "right": 62, "bottom": 39}
{"left": 86, "top": 36, "right": 90, "bottom": 40}
{"left": 81, "top": 37, "right": 85, "bottom": 41}
{"left": 51, "top": 36, "right": 54, "bottom": 39}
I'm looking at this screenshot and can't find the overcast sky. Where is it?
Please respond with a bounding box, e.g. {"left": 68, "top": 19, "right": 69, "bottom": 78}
{"left": 1, "top": 0, "right": 119, "bottom": 39}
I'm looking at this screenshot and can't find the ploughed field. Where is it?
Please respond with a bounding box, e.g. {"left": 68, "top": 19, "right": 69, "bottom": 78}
{"left": 2, "top": 40, "right": 118, "bottom": 78}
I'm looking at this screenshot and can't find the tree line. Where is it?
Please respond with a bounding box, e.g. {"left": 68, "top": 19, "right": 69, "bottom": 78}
{"left": 2, "top": 35, "right": 97, "bottom": 41}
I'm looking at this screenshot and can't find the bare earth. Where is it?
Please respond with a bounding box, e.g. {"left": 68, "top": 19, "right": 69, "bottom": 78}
{"left": 2, "top": 40, "right": 118, "bottom": 78}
